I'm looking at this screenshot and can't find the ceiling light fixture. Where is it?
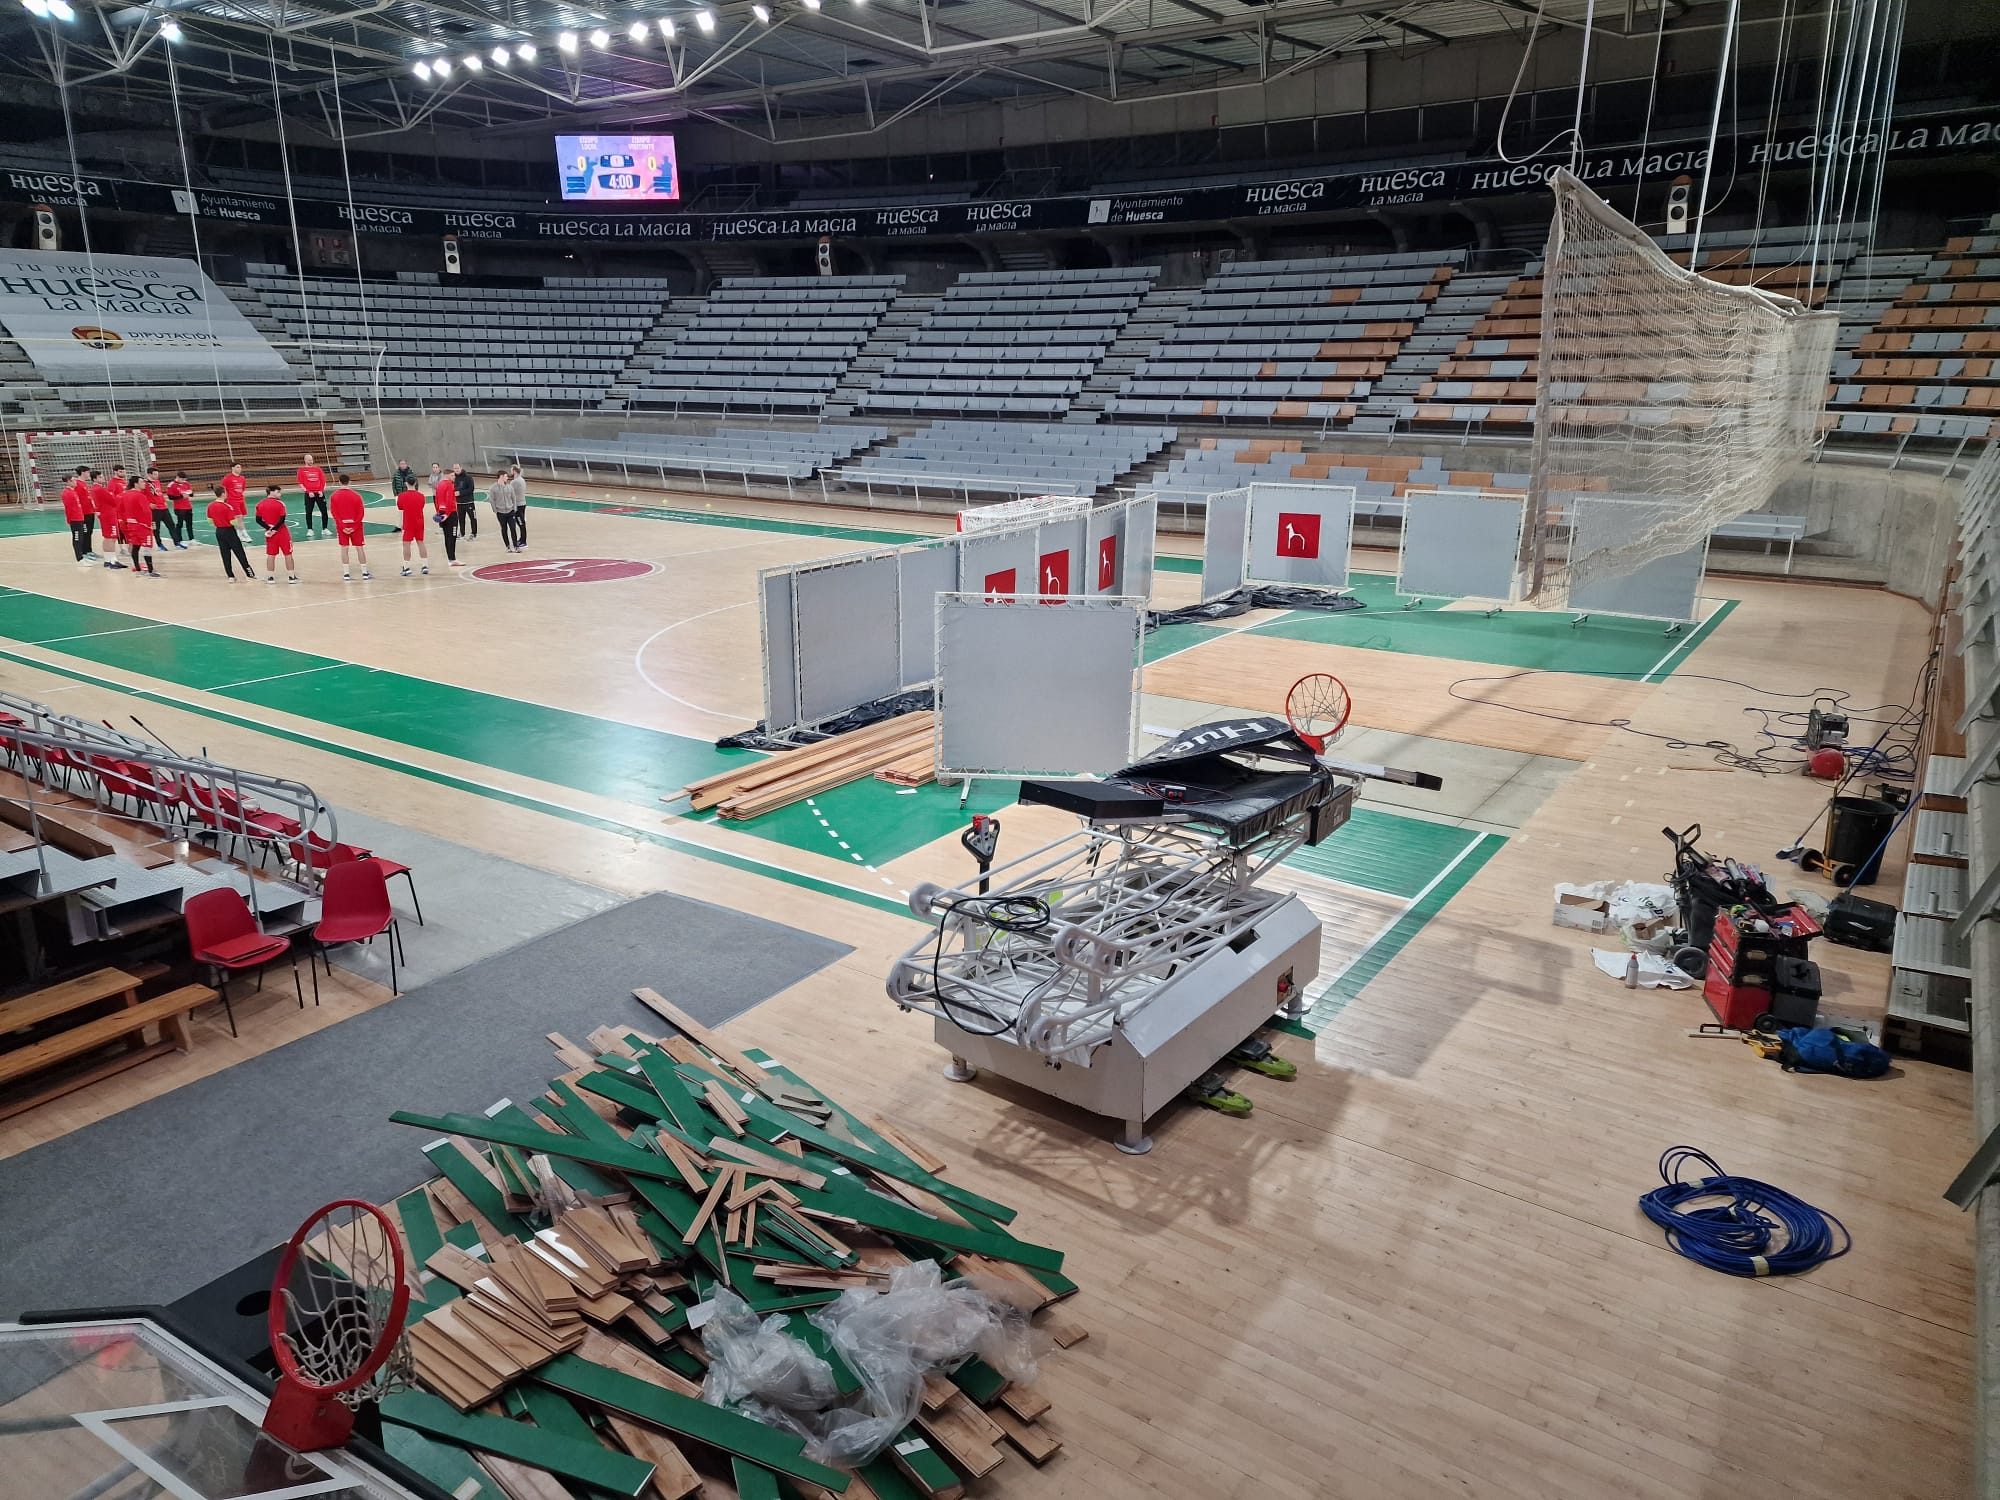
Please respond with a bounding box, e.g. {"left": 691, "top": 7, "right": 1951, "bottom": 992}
{"left": 557, "top": 29, "right": 578, "bottom": 52}
{"left": 695, "top": 8, "right": 714, "bottom": 32}
{"left": 752, "top": 4, "right": 769, "bottom": 21}
{"left": 49, "top": 0, "right": 75, "bottom": 19}
{"left": 21, "top": 0, "right": 50, "bottom": 16}
{"left": 464, "top": 53, "right": 482, "bottom": 69}
{"left": 159, "top": 17, "right": 182, "bottom": 39}
{"left": 414, "top": 59, "right": 432, "bottom": 79}
{"left": 589, "top": 26, "right": 610, "bottom": 46}
{"left": 516, "top": 41, "right": 536, "bottom": 60}
{"left": 801, "top": 0, "right": 820, "bottom": 9}
{"left": 628, "top": 19, "right": 648, "bottom": 39}
{"left": 660, "top": 17, "right": 675, "bottom": 37}
{"left": 490, "top": 44, "right": 509, "bottom": 63}
{"left": 434, "top": 56, "right": 452, "bottom": 74}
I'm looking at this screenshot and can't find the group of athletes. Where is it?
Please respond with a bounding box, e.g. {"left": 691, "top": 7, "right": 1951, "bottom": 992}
{"left": 57, "top": 453, "right": 532, "bottom": 585}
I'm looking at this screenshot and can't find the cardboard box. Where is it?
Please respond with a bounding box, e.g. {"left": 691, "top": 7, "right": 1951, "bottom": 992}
{"left": 1553, "top": 888, "right": 1614, "bottom": 933}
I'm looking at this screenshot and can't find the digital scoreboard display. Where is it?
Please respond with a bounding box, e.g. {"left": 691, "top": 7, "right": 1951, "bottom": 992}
{"left": 556, "top": 134, "right": 679, "bottom": 202}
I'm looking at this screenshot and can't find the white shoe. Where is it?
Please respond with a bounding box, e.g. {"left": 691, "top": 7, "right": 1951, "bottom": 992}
{"left": 421, "top": 565, "right": 430, "bottom": 575}
{"left": 361, "top": 569, "right": 372, "bottom": 579}
{"left": 265, "top": 575, "right": 275, "bottom": 584}
{"left": 342, "top": 571, "right": 351, "bottom": 581}
{"left": 289, "top": 575, "right": 300, "bottom": 585}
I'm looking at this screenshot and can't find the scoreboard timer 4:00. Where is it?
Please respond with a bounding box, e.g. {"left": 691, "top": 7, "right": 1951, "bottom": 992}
{"left": 556, "top": 133, "right": 679, "bottom": 202}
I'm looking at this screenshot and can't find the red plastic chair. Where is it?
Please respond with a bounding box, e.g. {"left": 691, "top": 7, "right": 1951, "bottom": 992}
{"left": 290, "top": 832, "right": 423, "bottom": 925}
{"left": 314, "top": 858, "right": 405, "bottom": 996}
{"left": 184, "top": 887, "right": 313, "bottom": 1036}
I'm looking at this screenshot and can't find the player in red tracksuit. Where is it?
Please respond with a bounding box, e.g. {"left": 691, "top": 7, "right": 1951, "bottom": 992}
{"left": 396, "top": 484, "right": 429, "bottom": 576}
{"left": 432, "top": 473, "right": 460, "bottom": 567}
{"left": 89, "top": 470, "right": 123, "bottom": 567}
{"left": 328, "top": 476, "right": 370, "bottom": 580}
{"left": 141, "top": 467, "right": 170, "bottom": 555}
{"left": 255, "top": 485, "right": 298, "bottom": 584}
{"left": 221, "top": 463, "right": 248, "bottom": 518}
{"left": 207, "top": 486, "right": 253, "bottom": 581}
{"left": 61, "top": 466, "right": 93, "bottom": 563}
{"left": 297, "top": 454, "right": 328, "bottom": 537}
{"left": 165, "top": 471, "right": 195, "bottom": 548}
{"left": 120, "top": 483, "right": 160, "bottom": 576}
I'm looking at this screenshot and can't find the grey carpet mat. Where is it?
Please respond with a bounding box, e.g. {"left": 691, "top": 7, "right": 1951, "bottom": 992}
{"left": 315, "top": 803, "right": 625, "bottom": 991}
{"left": 0, "top": 892, "right": 850, "bottom": 1314}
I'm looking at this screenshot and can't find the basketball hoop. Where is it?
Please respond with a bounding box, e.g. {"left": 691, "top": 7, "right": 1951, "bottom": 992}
{"left": 262, "top": 1200, "right": 413, "bottom": 1452}
{"left": 1284, "top": 672, "right": 1352, "bottom": 753}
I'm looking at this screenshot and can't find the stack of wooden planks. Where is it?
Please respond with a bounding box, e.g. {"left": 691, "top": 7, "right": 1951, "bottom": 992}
{"left": 679, "top": 715, "right": 935, "bottom": 819}
{"left": 371, "top": 985, "right": 1080, "bottom": 1500}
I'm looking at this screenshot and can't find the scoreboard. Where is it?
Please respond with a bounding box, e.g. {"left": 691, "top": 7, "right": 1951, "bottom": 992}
{"left": 557, "top": 133, "right": 679, "bottom": 202}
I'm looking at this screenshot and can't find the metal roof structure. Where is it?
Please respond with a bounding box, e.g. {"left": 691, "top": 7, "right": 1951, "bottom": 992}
{"left": 0, "top": 0, "right": 1693, "bottom": 146}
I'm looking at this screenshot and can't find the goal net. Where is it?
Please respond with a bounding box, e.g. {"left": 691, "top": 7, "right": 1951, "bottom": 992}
{"left": 1523, "top": 169, "right": 1838, "bottom": 599}
{"left": 14, "top": 428, "right": 156, "bottom": 505}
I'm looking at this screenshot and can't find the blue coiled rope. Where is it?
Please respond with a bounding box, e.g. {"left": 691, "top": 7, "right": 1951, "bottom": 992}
{"left": 1638, "top": 1147, "right": 1852, "bottom": 1277}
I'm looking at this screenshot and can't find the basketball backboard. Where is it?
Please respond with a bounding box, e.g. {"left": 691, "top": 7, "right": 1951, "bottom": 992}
{"left": 0, "top": 1319, "right": 432, "bottom": 1500}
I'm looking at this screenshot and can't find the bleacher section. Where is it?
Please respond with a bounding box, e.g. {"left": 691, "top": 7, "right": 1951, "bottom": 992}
{"left": 860, "top": 269, "right": 1158, "bottom": 419}
{"left": 1109, "top": 252, "right": 1462, "bottom": 423}
{"left": 1152, "top": 439, "right": 1528, "bottom": 517}
{"left": 835, "top": 421, "right": 1174, "bottom": 497}
{"left": 1828, "top": 234, "right": 2000, "bottom": 444}
{"left": 627, "top": 276, "right": 904, "bottom": 414}
{"left": 246, "top": 271, "right": 670, "bottom": 408}
{"left": 492, "top": 425, "right": 885, "bottom": 486}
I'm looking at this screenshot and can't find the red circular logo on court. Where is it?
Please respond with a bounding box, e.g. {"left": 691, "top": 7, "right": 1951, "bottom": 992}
{"left": 469, "top": 557, "right": 656, "bottom": 585}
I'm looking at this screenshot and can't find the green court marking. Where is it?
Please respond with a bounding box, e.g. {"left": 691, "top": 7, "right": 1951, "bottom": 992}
{"left": 701, "top": 773, "right": 1014, "bottom": 866}
{"left": 1243, "top": 581, "right": 1737, "bottom": 679}
{"left": 0, "top": 586, "right": 751, "bottom": 803}
{"left": 1286, "top": 806, "right": 1492, "bottom": 901}
{"left": 1306, "top": 829, "right": 1505, "bottom": 1026}
{"left": 0, "top": 632, "right": 911, "bottom": 919}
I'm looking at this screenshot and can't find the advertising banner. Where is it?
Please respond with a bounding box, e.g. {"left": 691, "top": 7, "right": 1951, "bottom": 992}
{"left": 3, "top": 108, "right": 1993, "bottom": 248}
{"left": 0, "top": 247, "right": 291, "bottom": 383}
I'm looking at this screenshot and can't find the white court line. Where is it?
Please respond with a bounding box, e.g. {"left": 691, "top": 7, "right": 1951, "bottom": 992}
{"left": 805, "top": 795, "right": 909, "bottom": 900}
{"left": 1639, "top": 597, "right": 1724, "bottom": 683}
{"left": 205, "top": 662, "right": 351, "bottom": 693}
{"left": 633, "top": 603, "right": 758, "bottom": 722}
{"left": 1306, "top": 830, "right": 1491, "bottom": 1006}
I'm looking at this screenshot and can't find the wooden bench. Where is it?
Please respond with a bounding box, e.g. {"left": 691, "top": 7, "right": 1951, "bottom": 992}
{"left": 0, "top": 969, "right": 213, "bottom": 1121}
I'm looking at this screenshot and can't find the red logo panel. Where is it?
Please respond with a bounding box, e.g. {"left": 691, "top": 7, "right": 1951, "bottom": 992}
{"left": 1097, "top": 536, "right": 1118, "bottom": 591}
{"left": 1038, "top": 549, "right": 1071, "bottom": 598}
{"left": 1276, "top": 512, "right": 1321, "bottom": 559}
{"left": 982, "top": 568, "right": 1017, "bottom": 600}
{"left": 470, "top": 557, "right": 656, "bottom": 584}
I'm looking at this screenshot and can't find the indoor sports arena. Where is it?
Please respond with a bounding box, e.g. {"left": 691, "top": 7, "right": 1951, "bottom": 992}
{"left": 0, "top": 0, "right": 1995, "bottom": 1496}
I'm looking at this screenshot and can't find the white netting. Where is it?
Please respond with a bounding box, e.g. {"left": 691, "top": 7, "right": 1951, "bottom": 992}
{"left": 280, "top": 1203, "right": 414, "bottom": 1409}
{"left": 1526, "top": 169, "right": 1838, "bottom": 600}
{"left": 956, "top": 493, "right": 1091, "bottom": 535}
{"left": 16, "top": 428, "right": 154, "bottom": 504}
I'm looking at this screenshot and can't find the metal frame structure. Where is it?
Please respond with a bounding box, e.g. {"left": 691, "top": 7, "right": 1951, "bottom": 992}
{"left": 0, "top": 1, "right": 1634, "bottom": 147}
{"left": 1560, "top": 494, "right": 1713, "bottom": 630}
{"left": 757, "top": 492, "right": 1155, "bottom": 736}
{"left": 1196, "top": 480, "right": 1357, "bottom": 603}
{"left": 0, "top": 687, "right": 339, "bottom": 911}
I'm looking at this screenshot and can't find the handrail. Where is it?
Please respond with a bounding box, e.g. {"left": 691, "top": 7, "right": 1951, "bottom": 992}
{"left": 0, "top": 689, "right": 338, "bottom": 922}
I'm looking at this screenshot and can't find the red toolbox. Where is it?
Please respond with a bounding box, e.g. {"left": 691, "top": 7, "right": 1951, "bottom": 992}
{"left": 1703, "top": 904, "right": 1821, "bottom": 1030}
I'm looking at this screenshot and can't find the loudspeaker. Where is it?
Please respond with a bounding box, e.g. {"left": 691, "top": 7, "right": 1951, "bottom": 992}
{"left": 1665, "top": 177, "right": 1692, "bottom": 235}
{"left": 442, "top": 234, "right": 462, "bottom": 275}
{"left": 33, "top": 204, "right": 58, "bottom": 250}
{"left": 815, "top": 236, "right": 832, "bottom": 276}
